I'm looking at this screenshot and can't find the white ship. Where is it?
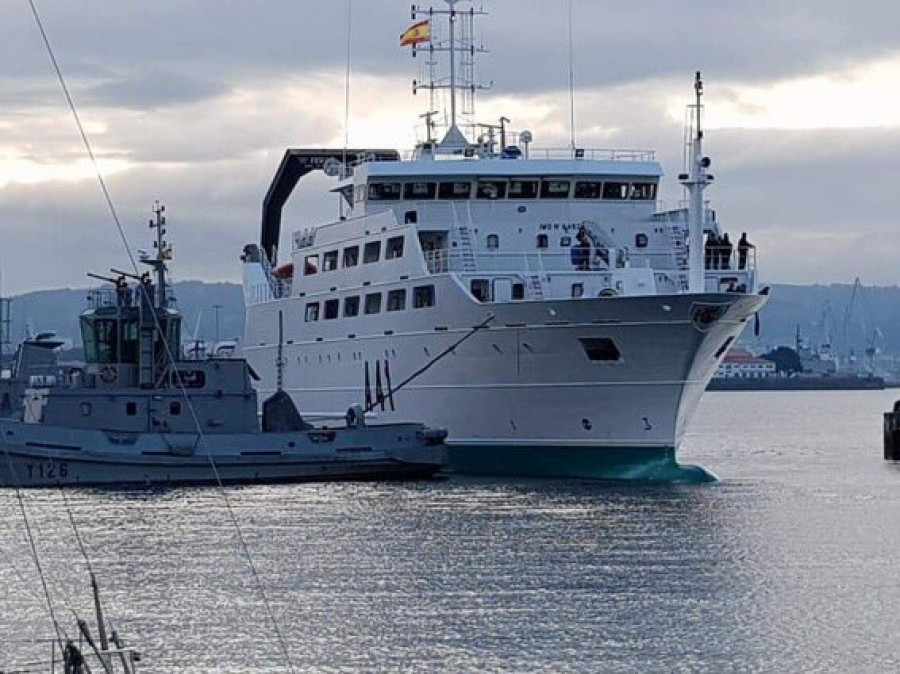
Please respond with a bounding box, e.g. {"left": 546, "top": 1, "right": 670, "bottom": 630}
{"left": 241, "top": 1, "right": 768, "bottom": 481}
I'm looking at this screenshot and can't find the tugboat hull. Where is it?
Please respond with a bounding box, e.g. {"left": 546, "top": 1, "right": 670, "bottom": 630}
{"left": 0, "top": 419, "right": 445, "bottom": 488}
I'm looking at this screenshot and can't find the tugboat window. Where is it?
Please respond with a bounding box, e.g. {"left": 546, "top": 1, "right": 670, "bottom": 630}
{"left": 602, "top": 182, "right": 629, "bottom": 200}
{"left": 413, "top": 285, "right": 435, "bottom": 308}
{"left": 536, "top": 234, "right": 549, "bottom": 249}
{"left": 403, "top": 182, "right": 437, "bottom": 200}
{"left": 541, "top": 180, "right": 571, "bottom": 199}
{"left": 344, "top": 296, "right": 360, "bottom": 317}
{"left": 476, "top": 180, "right": 507, "bottom": 200}
{"left": 364, "top": 293, "right": 382, "bottom": 315}
{"left": 324, "top": 299, "right": 340, "bottom": 320}
{"left": 126, "top": 401, "right": 137, "bottom": 416}
{"left": 343, "top": 246, "right": 359, "bottom": 267}
{"left": 574, "top": 181, "right": 603, "bottom": 199}
{"left": 368, "top": 182, "right": 402, "bottom": 201}
{"left": 386, "top": 236, "right": 405, "bottom": 259}
{"left": 387, "top": 289, "right": 407, "bottom": 312}
{"left": 80, "top": 402, "right": 92, "bottom": 417}
{"left": 579, "top": 337, "right": 622, "bottom": 362}
{"left": 305, "top": 303, "right": 320, "bottom": 322}
{"left": 82, "top": 318, "right": 119, "bottom": 364}
{"left": 438, "top": 181, "right": 472, "bottom": 199}
{"left": 363, "top": 241, "right": 381, "bottom": 264}
{"left": 486, "top": 234, "right": 500, "bottom": 250}
{"left": 323, "top": 250, "right": 339, "bottom": 271}
{"left": 170, "top": 401, "right": 182, "bottom": 416}
{"left": 572, "top": 283, "right": 584, "bottom": 298}
{"left": 304, "top": 254, "right": 319, "bottom": 275}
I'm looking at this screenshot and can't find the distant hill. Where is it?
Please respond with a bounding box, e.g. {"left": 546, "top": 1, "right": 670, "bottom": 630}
{"left": 4, "top": 280, "right": 899, "bottom": 357}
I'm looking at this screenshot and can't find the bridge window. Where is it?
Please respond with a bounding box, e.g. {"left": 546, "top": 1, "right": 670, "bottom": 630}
{"left": 602, "top": 182, "right": 629, "bottom": 200}
{"left": 404, "top": 182, "right": 437, "bottom": 200}
{"left": 324, "top": 299, "right": 340, "bottom": 320}
{"left": 574, "top": 181, "right": 603, "bottom": 199}
{"left": 387, "top": 289, "right": 407, "bottom": 312}
{"left": 305, "top": 303, "right": 320, "bottom": 322}
{"left": 365, "top": 293, "right": 382, "bottom": 315}
{"left": 508, "top": 180, "right": 538, "bottom": 199}
{"left": 363, "top": 241, "right": 381, "bottom": 264}
{"left": 304, "top": 254, "right": 319, "bottom": 275}
{"left": 541, "top": 180, "right": 571, "bottom": 199}
{"left": 579, "top": 337, "right": 622, "bottom": 362}
{"left": 386, "top": 236, "right": 405, "bottom": 260}
{"left": 344, "top": 296, "right": 360, "bottom": 317}
{"left": 368, "top": 182, "right": 402, "bottom": 201}
{"left": 486, "top": 234, "right": 499, "bottom": 250}
{"left": 630, "top": 183, "right": 657, "bottom": 200}
{"left": 343, "top": 246, "right": 359, "bottom": 267}
{"left": 438, "top": 181, "right": 472, "bottom": 199}
{"left": 323, "top": 250, "right": 339, "bottom": 272}
{"left": 536, "top": 234, "right": 549, "bottom": 249}
{"left": 476, "top": 180, "right": 507, "bottom": 200}
{"left": 413, "top": 285, "right": 435, "bottom": 308}
{"left": 512, "top": 283, "right": 525, "bottom": 300}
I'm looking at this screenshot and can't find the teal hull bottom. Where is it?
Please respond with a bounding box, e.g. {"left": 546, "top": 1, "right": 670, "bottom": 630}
{"left": 447, "top": 444, "right": 716, "bottom": 483}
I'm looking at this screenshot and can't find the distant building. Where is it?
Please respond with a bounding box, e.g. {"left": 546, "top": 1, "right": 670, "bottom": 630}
{"left": 714, "top": 347, "right": 777, "bottom": 379}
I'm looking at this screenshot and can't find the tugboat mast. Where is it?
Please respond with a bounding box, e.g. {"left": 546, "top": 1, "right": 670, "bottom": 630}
{"left": 148, "top": 201, "right": 170, "bottom": 308}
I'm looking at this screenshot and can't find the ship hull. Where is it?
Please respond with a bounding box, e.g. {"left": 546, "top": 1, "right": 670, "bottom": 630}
{"left": 244, "top": 291, "right": 766, "bottom": 481}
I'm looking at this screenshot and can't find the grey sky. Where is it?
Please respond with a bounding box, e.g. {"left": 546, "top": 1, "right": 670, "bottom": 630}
{"left": 1, "top": 0, "right": 899, "bottom": 294}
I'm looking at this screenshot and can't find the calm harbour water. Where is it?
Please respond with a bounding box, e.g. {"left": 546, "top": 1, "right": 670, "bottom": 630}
{"left": 2, "top": 390, "right": 899, "bottom": 673}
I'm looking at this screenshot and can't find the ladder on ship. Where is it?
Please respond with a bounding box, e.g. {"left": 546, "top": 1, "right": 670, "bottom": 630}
{"left": 452, "top": 203, "right": 477, "bottom": 272}
{"left": 666, "top": 225, "right": 691, "bottom": 292}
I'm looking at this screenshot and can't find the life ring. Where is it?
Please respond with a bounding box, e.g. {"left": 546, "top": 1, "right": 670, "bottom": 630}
{"left": 99, "top": 365, "right": 118, "bottom": 384}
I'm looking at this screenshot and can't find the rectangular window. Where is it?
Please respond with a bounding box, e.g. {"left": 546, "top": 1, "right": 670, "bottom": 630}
{"left": 304, "top": 254, "right": 319, "bottom": 275}
{"left": 602, "top": 182, "right": 629, "bottom": 200}
{"left": 344, "top": 296, "right": 360, "bottom": 317}
{"left": 574, "top": 181, "right": 603, "bottom": 199}
{"left": 305, "top": 302, "right": 320, "bottom": 322}
{"left": 363, "top": 241, "right": 381, "bottom": 264}
{"left": 512, "top": 283, "right": 525, "bottom": 300}
{"left": 579, "top": 337, "right": 622, "bottom": 362}
{"left": 403, "top": 182, "right": 437, "bottom": 200}
{"left": 368, "top": 182, "right": 402, "bottom": 201}
{"left": 126, "top": 401, "right": 137, "bottom": 416}
{"left": 630, "top": 183, "right": 658, "bottom": 200}
{"left": 470, "top": 279, "right": 490, "bottom": 302}
{"left": 541, "top": 180, "right": 571, "bottom": 199}
{"left": 170, "top": 401, "right": 182, "bottom": 416}
{"left": 476, "top": 180, "right": 507, "bottom": 200}
{"left": 387, "top": 289, "right": 407, "bottom": 312}
{"left": 323, "top": 250, "right": 339, "bottom": 272}
{"left": 342, "top": 246, "right": 359, "bottom": 267}
{"left": 413, "top": 285, "right": 435, "bottom": 309}
{"left": 386, "top": 236, "right": 405, "bottom": 260}
{"left": 364, "top": 293, "right": 382, "bottom": 315}
{"left": 324, "top": 299, "right": 340, "bottom": 320}
{"left": 507, "top": 180, "right": 539, "bottom": 199}
{"left": 438, "top": 181, "right": 472, "bottom": 199}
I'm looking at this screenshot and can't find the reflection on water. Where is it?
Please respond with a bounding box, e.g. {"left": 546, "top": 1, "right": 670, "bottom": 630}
{"left": 2, "top": 391, "right": 899, "bottom": 672}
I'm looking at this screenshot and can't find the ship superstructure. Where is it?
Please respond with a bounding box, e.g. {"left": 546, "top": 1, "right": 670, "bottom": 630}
{"left": 241, "top": 1, "right": 768, "bottom": 480}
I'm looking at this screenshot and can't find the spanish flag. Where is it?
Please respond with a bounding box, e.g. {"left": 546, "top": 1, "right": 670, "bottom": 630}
{"left": 400, "top": 20, "right": 431, "bottom": 47}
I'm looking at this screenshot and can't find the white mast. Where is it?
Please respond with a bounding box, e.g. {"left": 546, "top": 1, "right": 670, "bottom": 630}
{"left": 680, "top": 72, "right": 714, "bottom": 293}
{"left": 411, "top": 1, "right": 489, "bottom": 151}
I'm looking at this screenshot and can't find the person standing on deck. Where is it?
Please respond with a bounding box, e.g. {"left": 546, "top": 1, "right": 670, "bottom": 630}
{"left": 720, "top": 233, "right": 733, "bottom": 270}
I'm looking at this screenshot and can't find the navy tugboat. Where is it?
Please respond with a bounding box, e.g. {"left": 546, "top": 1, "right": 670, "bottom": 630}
{"left": 0, "top": 205, "right": 446, "bottom": 487}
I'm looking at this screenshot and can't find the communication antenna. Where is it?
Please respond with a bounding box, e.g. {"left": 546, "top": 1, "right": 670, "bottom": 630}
{"left": 567, "top": 0, "right": 577, "bottom": 151}
{"left": 410, "top": 1, "right": 491, "bottom": 147}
